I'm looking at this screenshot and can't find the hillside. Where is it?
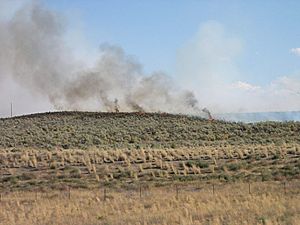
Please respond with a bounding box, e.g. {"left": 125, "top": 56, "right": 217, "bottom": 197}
{"left": 0, "top": 111, "right": 300, "bottom": 192}
{"left": 1, "top": 111, "right": 300, "bottom": 150}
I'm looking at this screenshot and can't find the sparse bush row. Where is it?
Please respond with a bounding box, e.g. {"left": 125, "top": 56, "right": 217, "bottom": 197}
{"left": 1, "top": 144, "right": 299, "bottom": 190}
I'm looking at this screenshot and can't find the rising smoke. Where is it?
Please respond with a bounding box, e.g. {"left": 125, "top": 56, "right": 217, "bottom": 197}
{"left": 0, "top": 1, "right": 203, "bottom": 115}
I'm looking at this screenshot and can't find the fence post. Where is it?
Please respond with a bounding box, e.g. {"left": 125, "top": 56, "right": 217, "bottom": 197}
{"left": 104, "top": 188, "right": 107, "bottom": 202}
{"left": 139, "top": 184, "right": 142, "bottom": 199}
{"left": 68, "top": 186, "right": 71, "bottom": 200}
{"left": 284, "top": 182, "right": 286, "bottom": 194}
{"left": 212, "top": 184, "right": 215, "bottom": 195}
{"left": 10, "top": 102, "right": 13, "bottom": 117}
{"left": 248, "top": 182, "right": 251, "bottom": 194}
{"left": 0, "top": 193, "right": 2, "bottom": 202}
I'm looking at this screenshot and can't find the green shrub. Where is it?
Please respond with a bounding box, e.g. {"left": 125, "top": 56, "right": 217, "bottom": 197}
{"left": 70, "top": 168, "right": 82, "bottom": 178}
{"left": 226, "top": 162, "right": 244, "bottom": 171}
{"left": 195, "top": 160, "right": 209, "bottom": 168}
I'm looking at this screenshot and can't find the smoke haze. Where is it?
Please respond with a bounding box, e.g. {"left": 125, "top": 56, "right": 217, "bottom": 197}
{"left": 0, "top": 1, "right": 202, "bottom": 116}
{"left": 176, "top": 21, "right": 300, "bottom": 114}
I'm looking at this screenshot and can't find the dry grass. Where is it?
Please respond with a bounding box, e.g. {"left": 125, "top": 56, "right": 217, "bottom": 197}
{"left": 1, "top": 144, "right": 299, "bottom": 191}
{"left": 0, "top": 181, "right": 299, "bottom": 225}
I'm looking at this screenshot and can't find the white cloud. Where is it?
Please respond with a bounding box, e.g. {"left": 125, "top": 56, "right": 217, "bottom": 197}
{"left": 232, "top": 81, "right": 261, "bottom": 91}
{"left": 290, "top": 48, "right": 300, "bottom": 56}
{"left": 270, "top": 76, "right": 300, "bottom": 95}
{"left": 228, "top": 77, "right": 300, "bottom": 112}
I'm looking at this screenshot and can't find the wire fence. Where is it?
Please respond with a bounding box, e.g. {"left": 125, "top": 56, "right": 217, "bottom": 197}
{"left": 0, "top": 180, "right": 299, "bottom": 203}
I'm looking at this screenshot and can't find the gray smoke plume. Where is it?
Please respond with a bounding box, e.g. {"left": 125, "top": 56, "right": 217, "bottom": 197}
{"left": 0, "top": 1, "right": 70, "bottom": 102}
{"left": 202, "top": 108, "right": 213, "bottom": 120}
{"left": 0, "top": 1, "right": 202, "bottom": 114}
{"left": 59, "top": 44, "right": 201, "bottom": 113}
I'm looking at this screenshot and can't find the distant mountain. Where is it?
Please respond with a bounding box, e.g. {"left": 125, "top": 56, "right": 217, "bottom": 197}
{"left": 216, "top": 111, "right": 300, "bottom": 123}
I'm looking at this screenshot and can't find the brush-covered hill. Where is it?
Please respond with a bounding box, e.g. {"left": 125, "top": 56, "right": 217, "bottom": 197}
{"left": 1, "top": 111, "right": 300, "bottom": 149}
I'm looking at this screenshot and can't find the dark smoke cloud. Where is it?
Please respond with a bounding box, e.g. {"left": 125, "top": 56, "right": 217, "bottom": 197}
{"left": 0, "top": 1, "right": 203, "bottom": 115}
{"left": 59, "top": 44, "right": 201, "bottom": 113}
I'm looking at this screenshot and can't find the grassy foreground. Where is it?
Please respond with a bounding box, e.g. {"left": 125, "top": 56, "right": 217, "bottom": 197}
{"left": 0, "top": 181, "right": 299, "bottom": 225}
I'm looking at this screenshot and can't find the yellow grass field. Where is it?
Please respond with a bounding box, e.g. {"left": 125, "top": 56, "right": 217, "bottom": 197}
{"left": 1, "top": 180, "right": 299, "bottom": 225}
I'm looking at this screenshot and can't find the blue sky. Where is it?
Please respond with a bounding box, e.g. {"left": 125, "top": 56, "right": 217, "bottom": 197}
{"left": 1, "top": 0, "right": 300, "bottom": 116}
{"left": 43, "top": 0, "right": 300, "bottom": 86}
